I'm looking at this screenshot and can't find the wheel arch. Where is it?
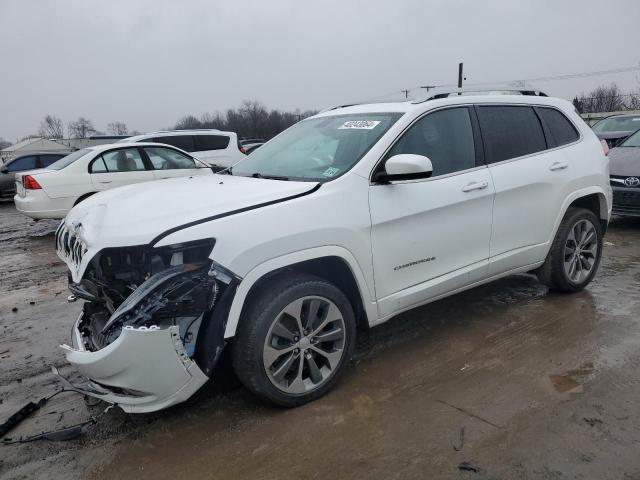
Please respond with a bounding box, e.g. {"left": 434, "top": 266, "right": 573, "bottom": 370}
{"left": 74, "top": 191, "right": 97, "bottom": 206}
{"left": 551, "top": 187, "right": 610, "bottom": 242}
{"left": 224, "top": 247, "right": 376, "bottom": 339}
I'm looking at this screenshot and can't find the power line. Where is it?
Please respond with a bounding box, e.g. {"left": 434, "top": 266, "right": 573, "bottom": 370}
{"left": 361, "top": 64, "right": 640, "bottom": 103}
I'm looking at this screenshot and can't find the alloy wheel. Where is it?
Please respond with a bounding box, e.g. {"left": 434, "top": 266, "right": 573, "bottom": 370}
{"left": 263, "top": 296, "right": 346, "bottom": 394}
{"left": 563, "top": 218, "right": 598, "bottom": 283}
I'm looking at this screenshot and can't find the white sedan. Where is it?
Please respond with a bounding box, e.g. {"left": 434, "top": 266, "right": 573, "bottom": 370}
{"left": 14, "top": 143, "right": 214, "bottom": 219}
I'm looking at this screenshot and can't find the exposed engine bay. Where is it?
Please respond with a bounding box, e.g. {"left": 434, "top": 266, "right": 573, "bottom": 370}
{"left": 68, "top": 238, "right": 230, "bottom": 359}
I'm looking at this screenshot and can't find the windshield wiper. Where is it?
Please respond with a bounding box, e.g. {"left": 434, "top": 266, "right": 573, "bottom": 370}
{"left": 251, "top": 173, "right": 290, "bottom": 181}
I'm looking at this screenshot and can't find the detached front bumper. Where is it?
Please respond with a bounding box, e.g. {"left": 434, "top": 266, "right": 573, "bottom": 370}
{"left": 59, "top": 311, "right": 209, "bottom": 413}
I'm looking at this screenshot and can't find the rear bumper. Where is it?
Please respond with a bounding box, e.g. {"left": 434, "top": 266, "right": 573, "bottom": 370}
{"left": 612, "top": 186, "right": 640, "bottom": 217}
{"left": 58, "top": 311, "right": 209, "bottom": 413}
{"left": 14, "top": 191, "right": 73, "bottom": 219}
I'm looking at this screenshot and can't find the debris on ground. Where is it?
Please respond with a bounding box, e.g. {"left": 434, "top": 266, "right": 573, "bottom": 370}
{"left": 458, "top": 461, "right": 480, "bottom": 473}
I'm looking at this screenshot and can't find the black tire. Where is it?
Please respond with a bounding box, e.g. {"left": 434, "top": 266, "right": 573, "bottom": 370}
{"left": 537, "top": 207, "right": 603, "bottom": 292}
{"left": 232, "top": 273, "right": 356, "bottom": 407}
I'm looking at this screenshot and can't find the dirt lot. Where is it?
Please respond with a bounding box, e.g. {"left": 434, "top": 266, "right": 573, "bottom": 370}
{"left": 1, "top": 199, "right": 640, "bottom": 480}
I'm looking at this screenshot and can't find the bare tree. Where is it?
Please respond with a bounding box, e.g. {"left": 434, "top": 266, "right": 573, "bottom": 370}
{"left": 173, "top": 101, "right": 317, "bottom": 140}
{"left": 68, "top": 117, "right": 96, "bottom": 138}
{"left": 573, "top": 83, "right": 626, "bottom": 113}
{"left": 107, "top": 121, "right": 128, "bottom": 135}
{"left": 0, "top": 138, "right": 11, "bottom": 150}
{"left": 38, "top": 115, "right": 64, "bottom": 139}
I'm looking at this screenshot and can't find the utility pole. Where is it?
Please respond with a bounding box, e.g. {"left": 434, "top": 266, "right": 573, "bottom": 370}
{"left": 401, "top": 89, "right": 410, "bottom": 99}
{"left": 457, "top": 62, "right": 464, "bottom": 95}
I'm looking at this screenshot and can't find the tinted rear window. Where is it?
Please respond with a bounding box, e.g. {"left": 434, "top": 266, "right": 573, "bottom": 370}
{"left": 476, "top": 105, "right": 547, "bottom": 163}
{"left": 154, "top": 135, "right": 196, "bottom": 152}
{"left": 195, "top": 135, "right": 230, "bottom": 151}
{"left": 536, "top": 107, "right": 579, "bottom": 147}
{"left": 40, "top": 154, "right": 65, "bottom": 167}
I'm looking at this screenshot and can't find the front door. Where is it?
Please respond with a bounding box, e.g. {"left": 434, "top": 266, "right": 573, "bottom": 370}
{"left": 369, "top": 106, "right": 495, "bottom": 319}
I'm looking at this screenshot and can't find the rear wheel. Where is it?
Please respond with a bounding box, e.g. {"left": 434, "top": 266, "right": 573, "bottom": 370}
{"left": 537, "top": 207, "right": 603, "bottom": 292}
{"left": 232, "top": 273, "right": 356, "bottom": 407}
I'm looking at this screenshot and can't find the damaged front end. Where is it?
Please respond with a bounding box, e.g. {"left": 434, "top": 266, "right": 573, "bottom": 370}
{"left": 57, "top": 236, "right": 239, "bottom": 413}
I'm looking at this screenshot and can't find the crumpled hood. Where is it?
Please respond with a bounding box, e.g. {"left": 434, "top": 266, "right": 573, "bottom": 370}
{"left": 608, "top": 147, "right": 640, "bottom": 177}
{"left": 60, "top": 175, "right": 318, "bottom": 281}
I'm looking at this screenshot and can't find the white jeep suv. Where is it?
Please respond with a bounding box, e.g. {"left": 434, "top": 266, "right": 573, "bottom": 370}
{"left": 55, "top": 91, "right": 612, "bottom": 412}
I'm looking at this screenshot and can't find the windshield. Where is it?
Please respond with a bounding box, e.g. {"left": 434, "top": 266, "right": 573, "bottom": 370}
{"left": 592, "top": 116, "right": 640, "bottom": 133}
{"left": 231, "top": 113, "right": 402, "bottom": 181}
{"left": 47, "top": 149, "right": 92, "bottom": 170}
{"left": 619, "top": 129, "right": 640, "bottom": 147}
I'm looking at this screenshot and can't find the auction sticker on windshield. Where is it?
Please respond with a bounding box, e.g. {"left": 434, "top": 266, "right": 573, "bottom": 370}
{"left": 339, "top": 120, "right": 381, "bottom": 130}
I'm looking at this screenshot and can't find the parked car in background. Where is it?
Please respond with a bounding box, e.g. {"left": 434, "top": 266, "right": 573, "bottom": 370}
{"left": 592, "top": 114, "right": 640, "bottom": 147}
{"left": 122, "top": 130, "right": 245, "bottom": 169}
{"left": 0, "top": 152, "right": 71, "bottom": 197}
{"left": 14, "top": 143, "right": 212, "bottom": 219}
{"left": 238, "top": 138, "right": 265, "bottom": 154}
{"left": 54, "top": 91, "right": 611, "bottom": 413}
{"left": 608, "top": 128, "right": 640, "bottom": 216}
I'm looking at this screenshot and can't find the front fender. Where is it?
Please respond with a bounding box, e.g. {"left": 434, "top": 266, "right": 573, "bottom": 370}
{"left": 223, "top": 246, "right": 377, "bottom": 338}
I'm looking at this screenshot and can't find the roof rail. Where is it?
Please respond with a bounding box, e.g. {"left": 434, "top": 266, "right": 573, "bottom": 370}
{"left": 413, "top": 89, "right": 548, "bottom": 104}
{"left": 151, "top": 128, "right": 223, "bottom": 134}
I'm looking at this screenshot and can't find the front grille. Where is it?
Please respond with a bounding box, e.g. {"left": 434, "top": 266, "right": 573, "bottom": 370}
{"left": 55, "top": 221, "right": 88, "bottom": 269}
{"left": 612, "top": 189, "right": 640, "bottom": 215}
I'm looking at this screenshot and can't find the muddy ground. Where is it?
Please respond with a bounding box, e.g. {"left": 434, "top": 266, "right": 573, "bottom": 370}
{"left": 1, "top": 198, "right": 640, "bottom": 480}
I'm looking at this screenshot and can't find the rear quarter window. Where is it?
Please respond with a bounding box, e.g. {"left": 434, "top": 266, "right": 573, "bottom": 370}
{"left": 535, "top": 107, "right": 579, "bottom": 147}
{"left": 154, "top": 135, "right": 196, "bottom": 152}
{"left": 476, "top": 105, "right": 547, "bottom": 163}
{"left": 194, "top": 135, "right": 230, "bottom": 151}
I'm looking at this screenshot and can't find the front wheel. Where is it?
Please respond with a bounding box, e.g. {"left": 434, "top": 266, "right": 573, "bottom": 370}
{"left": 537, "top": 207, "right": 603, "bottom": 292}
{"left": 232, "top": 273, "right": 356, "bottom": 407}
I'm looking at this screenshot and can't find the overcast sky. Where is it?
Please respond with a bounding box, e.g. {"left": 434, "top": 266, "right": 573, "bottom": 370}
{"left": 1, "top": 0, "right": 639, "bottom": 141}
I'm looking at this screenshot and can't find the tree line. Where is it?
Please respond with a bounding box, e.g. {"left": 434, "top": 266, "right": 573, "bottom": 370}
{"left": 173, "top": 100, "right": 317, "bottom": 140}
{"left": 36, "top": 115, "right": 134, "bottom": 140}
{"left": 572, "top": 83, "right": 640, "bottom": 114}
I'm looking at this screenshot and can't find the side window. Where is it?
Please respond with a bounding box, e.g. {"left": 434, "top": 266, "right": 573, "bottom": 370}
{"left": 536, "top": 107, "right": 579, "bottom": 147}
{"left": 39, "top": 154, "right": 64, "bottom": 167}
{"left": 154, "top": 135, "right": 196, "bottom": 152}
{"left": 7, "top": 156, "right": 38, "bottom": 172}
{"left": 387, "top": 107, "right": 476, "bottom": 177}
{"left": 194, "top": 135, "right": 230, "bottom": 151}
{"left": 90, "top": 156, "right": 108, "bottom": 173}
{"left": 145, "top": 147, "right": 196, "bottom": 170}
{"left": 91, "top": 148, "right": 146, "bottom": 173}
{"left": 476, "top": 106, "right": 546, "bottom": 163}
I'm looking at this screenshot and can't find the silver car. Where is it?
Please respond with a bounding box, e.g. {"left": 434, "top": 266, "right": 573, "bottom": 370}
{"left": 608, "top": 129, "right": 640, "bottom": 216}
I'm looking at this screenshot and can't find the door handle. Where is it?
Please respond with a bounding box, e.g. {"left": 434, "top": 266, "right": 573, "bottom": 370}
{"left": 549, "top": 161, "right": 568, "bottom": 171}
{"left": 462, "top": 181, "right": 489, "bottom": 192}
{"left": 98, "top": 181, "right": 112, "bottom": 184}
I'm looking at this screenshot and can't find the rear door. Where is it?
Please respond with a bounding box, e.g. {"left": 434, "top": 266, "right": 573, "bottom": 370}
{"left": 89, "top": 147, "right": 155, "bottom": 191}
{"left": 369, "top": 106, "right": 495, "bottom": 318}
{"left": 477, "top": 104, "right": 578, "bottom": 274}
{"left": 142, "top": 146, "right": 207, "bottom": 179}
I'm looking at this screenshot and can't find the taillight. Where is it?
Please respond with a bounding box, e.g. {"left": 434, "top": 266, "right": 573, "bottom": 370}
{"left": 600, "top": 139, "right": 610, "bottom": 156}
{"left": 23, "top": 175, "right": 41, "bottom": 190}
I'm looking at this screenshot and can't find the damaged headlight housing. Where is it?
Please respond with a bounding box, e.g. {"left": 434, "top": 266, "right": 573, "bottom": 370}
{"left": 73, "top": 238, "right": 240, "bottom": 354}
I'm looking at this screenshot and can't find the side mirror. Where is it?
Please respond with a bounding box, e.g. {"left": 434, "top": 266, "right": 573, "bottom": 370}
{"left": 374, "top": 154, "right": 433, "bottom": 183}
{"left": 0, "top": 166, "right": 8, "bottom": 174}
